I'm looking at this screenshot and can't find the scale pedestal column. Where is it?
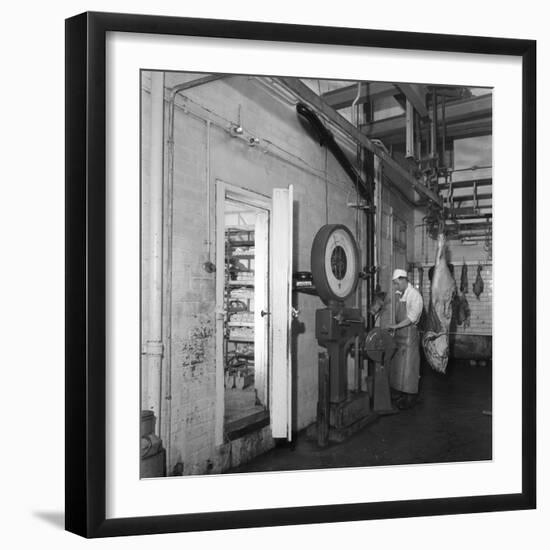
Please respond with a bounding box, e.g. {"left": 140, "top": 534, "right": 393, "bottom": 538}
{"left": 315, "top": 304, "right": 374, "bottom": 445}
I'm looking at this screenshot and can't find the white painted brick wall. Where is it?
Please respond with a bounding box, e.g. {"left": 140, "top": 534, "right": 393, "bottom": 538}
{"left": 142, "top": 73, "right": 362, "bottom": 474}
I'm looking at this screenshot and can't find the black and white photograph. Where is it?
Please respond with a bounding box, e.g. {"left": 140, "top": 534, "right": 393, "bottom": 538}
{"left": 2, "top": 0, "right": 544, "bottom": 546}
{"left": 140, "top": 71, "right": 494, "bottom": 478}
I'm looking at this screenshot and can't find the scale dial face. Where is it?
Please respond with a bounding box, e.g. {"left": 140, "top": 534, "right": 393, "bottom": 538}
{"left": 311, "top": 224, "right": 360, "bottom": 303}
{"left": 324, "top": 228, "right": 358, "bottom": 299}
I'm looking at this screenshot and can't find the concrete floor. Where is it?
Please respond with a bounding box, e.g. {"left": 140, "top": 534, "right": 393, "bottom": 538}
{"left": 230, "top": 360, "right": 492, "bottom": 473}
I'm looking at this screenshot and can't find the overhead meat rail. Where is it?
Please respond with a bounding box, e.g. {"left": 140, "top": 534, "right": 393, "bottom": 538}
{"left": 277, "top": 77, "right": 443, "bottom": 209}
{"left": 361, "top": 93, "right": 493, "bottom": 143}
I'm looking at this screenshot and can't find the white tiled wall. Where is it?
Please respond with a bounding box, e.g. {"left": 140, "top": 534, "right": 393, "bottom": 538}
{"left": 412, "top": 262, "right": 492, "bottom": 336}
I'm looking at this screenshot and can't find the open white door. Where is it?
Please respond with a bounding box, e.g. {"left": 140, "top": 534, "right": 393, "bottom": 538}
{"left": 271, "top": 185, "right": 293, "bottom": 440}
{"left": 254, "top": 210, "right": 269, "bottom": 407}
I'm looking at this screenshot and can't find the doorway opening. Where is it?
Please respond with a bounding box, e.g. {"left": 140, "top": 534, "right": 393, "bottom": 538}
{"left": 222, "top": 198, "right": 270, "bottom": 439}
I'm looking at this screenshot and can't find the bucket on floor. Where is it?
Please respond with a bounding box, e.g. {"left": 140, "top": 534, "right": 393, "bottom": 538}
{"left": 141, "top": 410, "right": 156, "bottom": 437}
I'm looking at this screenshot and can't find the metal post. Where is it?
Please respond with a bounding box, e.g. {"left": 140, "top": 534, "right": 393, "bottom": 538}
{"left": 144, "top": 71, "right": 165, "bottom": 427}
{"left": 317, "top": 353, "right": 330, "bottom": 447}
{"left": 441, "top": 95, "right": 447, "bottom": 168}
{"left": 430, "top": 88, "right": 438, "bottom": 164}
{"left": 405, "top": 99, "right": 414, "bottom": 159}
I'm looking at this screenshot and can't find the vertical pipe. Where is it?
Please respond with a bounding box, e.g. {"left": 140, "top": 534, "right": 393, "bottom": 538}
{"left": 206, "top": 121, "right": 212, "bottom": 258}
{"left": 144, "top": 71, "right": 165, "bottom": 428}
{"left": 353, "top": 83, "right": 363, "bottom": 315}
{"left": 354, "top": 335, "right": 361, "bottom": 392}
{"left": 161, "top": 86, "right": 174, "bottom": 465}
{"left": 366, "top": 209, "right": 375, "bottom": 330}
{"left": 390, "top": 206, "right": 395, "bottom": 323}
{"left": 441, "top": 95, "right": 447, "bottom": 169}
{"left": 414, "top": 111, "right": 421, "bottom": 162}
{"left": 405, "top": 99, "right": 414, "bottom": 159}
{"left": 374, "top": 156, "right": 383, "bottom": 302}
{"left": 430, "top": 88, "right": 438, "bottom": 164}
{"left": 317, "top": 352, "right": 330, "bottom": 447}
{"left": 355, "top": 97, "right": 366, "bottom": 391}
{"left": 361, "top": 98, "right": 375, "bottom": 397}
{"left": 362, "top": 100, "right": 375, "bottom": 333}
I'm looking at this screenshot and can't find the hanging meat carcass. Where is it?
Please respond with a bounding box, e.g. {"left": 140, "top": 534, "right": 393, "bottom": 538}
{"left": 422, "top": 233, "right": 456, "bottom": 373}
{"left": 454, "top": 261, "right": 471, "bottom": 326}
{"left": 460, "top": 261, "right": 468, "bottom": 294}
{"left": 473, "top": 264, "right": 484, "bottom": 299}
{"left": 454, "top": 292, "right": 471, "bottom": 328}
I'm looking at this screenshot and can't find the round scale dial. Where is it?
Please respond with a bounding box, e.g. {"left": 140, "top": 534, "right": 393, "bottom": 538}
{"left": 311, "top": 224, "right": 360, "bottom": 303}
{"left": 324, "top": 228, "right": 358, "bottom": 299}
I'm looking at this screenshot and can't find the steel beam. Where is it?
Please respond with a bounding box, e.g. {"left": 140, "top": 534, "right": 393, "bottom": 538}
{"left": 448, "top": 228, "right": 492, "bottom": 234}
{"left": 321, "top": 82, "right": 397, "bottom": 110}
{"left": 278, "top": 77, "right": 443, "bottom": 208}
{"left": 448, "top": 234, "right": 492, "bottom": 241}
{"left": 440, "top": 117, "right": 492, "bottom": 140}
{"left": 418, "top": 194, "right": 493, "bottom": 207}
{"left": 452, "top": 198, "right": 492, "bottom": 207}
{"left": 452, "top": 214, "right": 493, "bottom": 221}
{"left": 438, "top": 178, "right": 492, "bottom": 190}
{"left": 449, "top": 233, "right": 492, "bottom": 239}
{"left": 361, "top": 94, "right": 492, "bottom": 142}
{"left": 364, "top": 116, "right": 492, "bottom": 145}
{"left": 452, "top": 207, "right": 492, "bottom": 217}
{"left": 453, "top": 192, "right": 492, "bottom": 201}
{"left": 396, "top": 83, "right": 429, "bottom": 118}
{"left": 446, "top": 222, "right": 492, "bottom": 231}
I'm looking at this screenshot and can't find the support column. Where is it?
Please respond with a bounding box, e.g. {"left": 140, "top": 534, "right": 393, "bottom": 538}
{"left": 144, "top": 71, "right": 165, "bottom": 428}
{"left": 405, "top": 99, "right": 414, "bottom": 159}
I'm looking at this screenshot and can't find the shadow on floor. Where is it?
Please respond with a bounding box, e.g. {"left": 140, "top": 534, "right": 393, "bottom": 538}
{"left": 32, "top": 511, "right": 65, "bottom": 530}
{"left": 229, "top": 360, "right": 492, "bottom": 473}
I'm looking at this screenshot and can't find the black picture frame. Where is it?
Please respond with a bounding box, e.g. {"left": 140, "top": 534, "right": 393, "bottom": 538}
{"left": 65, "top": 11, "right": 536, "bottom": 538}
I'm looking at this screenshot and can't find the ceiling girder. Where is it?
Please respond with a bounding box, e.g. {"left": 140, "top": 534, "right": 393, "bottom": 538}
{"left": 438, "top": 178, "right": 492, "bottom": 190}
{"left": 277, "top": 77, "right": 443, "bottom": 208}
{"left": 361, "top": 94, "right": 492, "bottom": 142}
{"left": 320, "top": 82, "right": 397, "bottom": 109}
{"left": 396, "top": 83, "right": 429, "bottom": 118}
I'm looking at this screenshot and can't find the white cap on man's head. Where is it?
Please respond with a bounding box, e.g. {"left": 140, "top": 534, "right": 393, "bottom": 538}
{"left": 392, "top": 268, "right": 408, "bottom": 280}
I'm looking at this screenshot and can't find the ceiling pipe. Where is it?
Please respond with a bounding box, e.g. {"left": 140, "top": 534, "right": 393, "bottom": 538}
{"left": 296, "top": 102, "right": 371, "bottom": 202}
{"left": 441, "top": 95, "right": 447, "bottom": 168}
{"left": 430, "top": 87, "right": 438, "bottom": 164}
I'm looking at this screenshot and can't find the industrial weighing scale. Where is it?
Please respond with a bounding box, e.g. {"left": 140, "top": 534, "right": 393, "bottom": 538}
{"left": 309, "top": 224, "right": 396, "bottom": 446}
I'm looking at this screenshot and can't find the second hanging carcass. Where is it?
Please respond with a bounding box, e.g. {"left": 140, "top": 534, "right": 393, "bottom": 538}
{"left": 473, "top": 264, "right": 484, "bottom": 299}
{"left": 460, "top": 261, "right": 468, "bottom": 293}
{"left": 454, "top": 292, "right": 471, "bottom": 328}
{"left": 422, "top": 233, "right": 456, "bottom": 373}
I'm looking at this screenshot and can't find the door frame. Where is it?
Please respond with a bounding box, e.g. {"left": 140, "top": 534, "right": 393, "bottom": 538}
{"left": 214, "top": 179, "right": 272, "bottom": 446}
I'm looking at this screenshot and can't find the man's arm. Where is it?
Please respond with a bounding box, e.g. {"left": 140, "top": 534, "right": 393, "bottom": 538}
{"left": 406, "top": 290, "right": 423, "bottom": 324}
{"left": 388, "top": 317, "right": 412, "bottom": 330}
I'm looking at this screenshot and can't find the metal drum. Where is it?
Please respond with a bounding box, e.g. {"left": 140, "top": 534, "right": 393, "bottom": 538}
{"left": 364, "top": 327, "right": 396, "bottom": 363}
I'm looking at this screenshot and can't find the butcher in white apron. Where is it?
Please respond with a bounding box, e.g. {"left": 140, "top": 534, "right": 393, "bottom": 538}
{"left": 388, "top": 269, "right": 424, "bottom": 410}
